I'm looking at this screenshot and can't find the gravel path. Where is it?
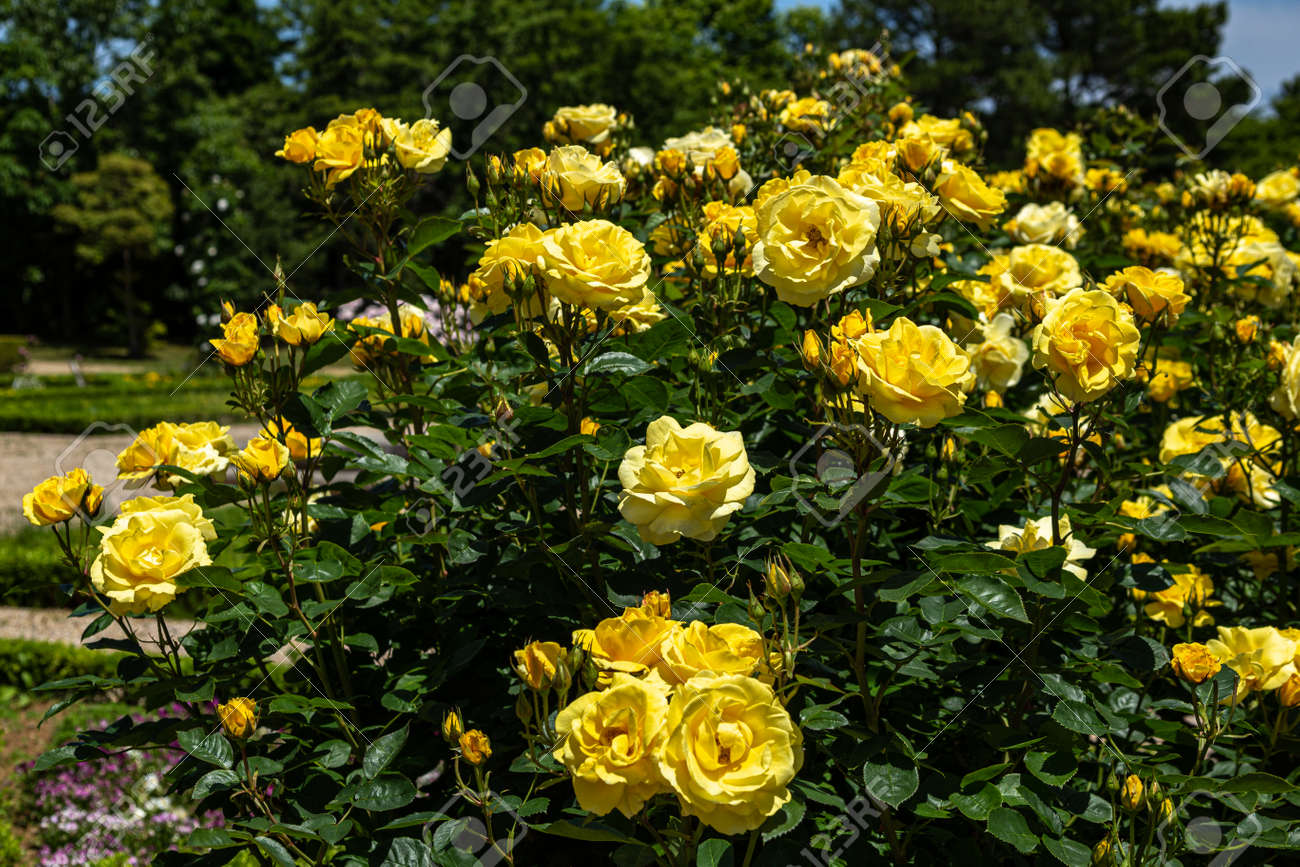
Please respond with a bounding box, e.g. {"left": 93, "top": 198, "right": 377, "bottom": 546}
{"left": 0, "top": 604, "right": 198, "bottom": 651}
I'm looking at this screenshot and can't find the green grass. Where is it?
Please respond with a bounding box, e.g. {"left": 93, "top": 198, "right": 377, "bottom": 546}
{"left": 0, "top": 374, "right": 236, "bottom": 433}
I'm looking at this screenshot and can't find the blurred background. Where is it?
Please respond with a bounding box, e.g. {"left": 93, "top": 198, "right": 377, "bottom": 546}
{"left": 1, "top": 0, "right": 1297, "bottom": 360}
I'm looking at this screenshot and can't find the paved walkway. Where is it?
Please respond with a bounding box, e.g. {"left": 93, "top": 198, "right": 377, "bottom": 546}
{"left": 0, "top": 604, "right": 198, "bottom": 651}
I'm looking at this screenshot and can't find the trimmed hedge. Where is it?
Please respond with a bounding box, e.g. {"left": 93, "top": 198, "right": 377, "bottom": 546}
{"left": 0, "top": 638, "right": 124, "bottom": 690}
{"left": 0, "top": 529, "right": 77, "bottom": 608}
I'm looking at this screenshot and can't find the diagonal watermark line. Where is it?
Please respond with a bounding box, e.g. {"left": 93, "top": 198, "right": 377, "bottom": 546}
{"left": 907, "top": 543, "right": 1129, "bottom": 766}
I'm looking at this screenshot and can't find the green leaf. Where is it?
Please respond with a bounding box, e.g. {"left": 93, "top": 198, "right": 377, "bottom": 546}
{"left": 194, "top": 768, "right": 240, "bottom": 800}
{"left": 1052, "top": 700, "right": 1106, "bottom": 737}
{"left": 1025, "top": 751, "right": 1077, "bottom": 786}
{"left": 1218, "top": 773, "right": 1296, "bottom": 795}
{"left": 950, "top": 784, "right": 1002, "bottom": 820}
{"left": 987, "top": 807, "right": 1038, "bottom": 853}
{"left": 352, "top": 775, "right": 417, "bottom": 811}
{"left": 178, "top": 728, "right": 234, "bottom": 769}
{"left": 761, "top": 797, "right": 806, "bottom": 842}
{"left": 381, "top": 837, "right": 435, "bottom": 867}
{"left": 255, "top": 836, "right": 296, "bottom": 867}
{"left": 862, "top": 759, "right": 919, "bottom": 809}
{"left": 407, "top": 216, "right": 460, "bottom": 256}
{"left": 799, "top": 705, "right": 849, "bottom": 731}
{"left": 244, "top": 581, "right": 290, "bottom": 617}
{"left": 696, "top": 838, "right": 732, "bottom": 867}
{"left": 534, "top": 820, "right": 642, "bottom": 844}
{"left": 961, "top": 763, "right": 1011, "bottom": 788}
{"left": 364, "top": 725, "right": 409, "bottom": 779}
{"left": 1043, "top": 836, "right": 1091, "bottom": 867}
{"left": 958, "top": 575, "right": 1029, "bottom": 622}
{"left": 1112, "top": 635, "right": 1170, "bottom": 672}
{"left": 585, "top": 351, "right": 651, "bottom": 376}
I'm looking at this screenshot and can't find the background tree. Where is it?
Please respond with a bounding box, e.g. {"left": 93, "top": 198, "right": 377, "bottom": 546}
{"left": 51, "top": 153, "right": 174, "bottom": 356}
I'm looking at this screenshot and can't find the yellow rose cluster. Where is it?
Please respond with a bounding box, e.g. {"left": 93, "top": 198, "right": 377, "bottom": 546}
{"left": 538, "top": 593, "right": 802, "bottom": 834}
{"left": 276, "top": 107, "right": 453, "bottom": 187}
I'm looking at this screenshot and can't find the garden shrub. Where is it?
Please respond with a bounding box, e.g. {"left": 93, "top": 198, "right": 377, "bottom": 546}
{"left": 15, "top": 47, "right": 1300, "bottom": 865}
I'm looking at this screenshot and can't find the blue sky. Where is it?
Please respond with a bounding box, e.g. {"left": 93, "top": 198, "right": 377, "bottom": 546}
{"left": 775, "top": 0, "right": 1298, "bottom": 103}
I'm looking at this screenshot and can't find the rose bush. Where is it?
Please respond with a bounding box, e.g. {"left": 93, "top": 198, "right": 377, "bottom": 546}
{"left": 19, "top": 44, "right": 1300, "bottom": 867}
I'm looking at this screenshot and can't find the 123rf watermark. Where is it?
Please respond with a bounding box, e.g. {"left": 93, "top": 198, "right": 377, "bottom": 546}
{"left": 800, "top": 794, "right": 885, "bottom": 865}
{"left": 39, "top": 39, "right": 156, "bottom": 171}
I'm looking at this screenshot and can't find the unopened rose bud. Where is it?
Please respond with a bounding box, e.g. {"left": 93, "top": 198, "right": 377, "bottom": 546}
{"left": 465, "top": 163, "right": 480, "bottom": 197}
{"left": 218, "top": 697, "right": 258, "bottom": 740}
{"left": 1120, "top": 774, "right": 1144, "bottom": 812}
{"left": 442, "top": 709, "right": 463, "bottom": 744}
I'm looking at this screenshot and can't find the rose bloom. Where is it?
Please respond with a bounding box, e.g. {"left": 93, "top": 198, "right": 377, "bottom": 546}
{"left": 275, "top": 127, "right": 318, "bottom": 164}
{"left": 991, "top": 244, "right": 1082, "bottom": 315}
{"left": 1122, "top": 228, "right": 1182, "bottom": 264}
{"left": 1031, "top": 288, "right": 1140, "bottom": 403}
{"left": 313, "top": 118, "right": 365, "bottom": 187}
{"left": 540, "top": 145, "right": 626, "bottom": 212}
{"left": 23, "top": 469, "right": 104, "bottom": 526}
{"left": 1170, "top": 642, "right": 1221, "bottom": 684}
{"left": 965, "top": 313, "right": 1029, "bottom": 392}
{"left": 232, "top": 436, "right": 290, "bottom": 483}
{"left": 657, "top": 674, "right": 803, "bottom": 835}
{"left": 1003, "top": 202, "right": 1082, "bottom": 248}
{"left": 618, "top": 416, "right": 755, "bottom": 546}
{"left": 1103, "top": 266, "right": 1189, "bottom": 325}
{"left": 119, "top": 493, "right": 217, "bottom": 539}
{"left": 933, "top": 161, "right": 1006, "bottom": 231}
{"left": 210, "top": 311, "right": 259, "bottom": 365}
{"left": 218, "top": 697, "right": 258, "bottom": 739}
{"left": 90, "top": 498, "right": 214, "bottom": 615}
{"left": 853, "top": 317, "right": 975, "bottom": 428}
{"left": 1206, "top": 626, "right": 1298, "bottom": 697}
{"left": 269, "top": 302, "right": 334, "bottom": 346}
{"left": 1271, "top": 336, "right": 1300, "bottom": 419}
{"left": 589, "top": 602, "right": 679, "bottom": 680}
{"left": 390, "top": 118, "right": 452, "bottom": 173}
{"left": 261, "top": 417, "right": 321, "bottom": 462}
{"left": 1132, "top": 564, "right": 1219, "bottom": 628}
{"left": 778, "top": 96, "right": 832, "bottom": 134}
{"left": 987, "top": 514, "right": 1096, "bottom": 581}
{"left": 837, "top": 169, "right": 941, "bottom": 232}
{"left": 459, "top": 730, "right": 491, "bottom": 765}
{"left": 1254, "top": 169, "right": 1300, "bottom": 208}
{"left": 553, "top": 675, "right": 671, "bottom": 817}
{"left": 1157, "top": 412, "right": 1280, "bottom": 466}
{"left": 901, "top": 114, "right": 973, "bottom": 153}
{"left": 894, "top": 133, "right": 945, "bottom": 173}
{"left": 696, "top": 201, "right": 757, "bottom": 278}
{"left": 651, "top": 620, "right": 765, "bottom": 686}
{"left": 467, "top": 222, "right": 551, "bottom": 321}
{"left": 116, "top": 421, "right": 235, "bottom": 488}
{"left": 1141, "top": 358, "right": 1194, "bottom": 403}
{"left": 751, "top": 174, "right": 881, "bottom": 307}
{"left": 1024, "top": 128, "right": 1085, "bottom": 186}
{"left": 609, "top": 288, "right": 667, "bottom": 335}
{"left": 513, "top": 640, "right": 565, "bottom": 690}
{"left": 546, "top": 104, "right": 619, "bottom": 155}
{"left": 540, "top": 219, "right": 650, "bottom": 311}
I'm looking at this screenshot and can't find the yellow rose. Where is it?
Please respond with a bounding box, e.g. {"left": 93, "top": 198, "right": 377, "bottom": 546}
{"left": 119, "top": 494, "right": 217, "bottom": 540}
{"left": 1235, "top": 315, "right": 1261, "bottom": 343}
{"left": 513, "top": 146, "right": 547, "bottom": 183}
{"left": 90, "top": 504, "right": 213, "bottom": 615}
{"left": 23, "top": 469, "right": 104, "bottom": 526}
{"left": 459, "top": 729, "right": 491, "bottom": 765}
{"left": 652, "top": 621, "right": 765, "bottom": 686}
{"left": 261, "top": 418, "right": 321, "bottom": 462}
{"left": 965, "top": 313, "right": 1029, "bottom": 392}
{"left": 391, "top": 118, "right": 453, "bottom": 173}
{"left": 210, "top": 311, "right": 259, "bottom": 365}
{"left": 553, "top": 675, "right": 671, "bottom": 817}
{"left": 1003, "top": 202, "right": 1081, "bottom": 247}
{"left": 696, "top": 202, "right": 757, "bottom": 278}
{"left": 1024, "top": 128, "right": 1085, "bottom": 186}
{"left": 657, "top": 673, "right": 803, "bottom": 835}
{"left": 166, "top": 421, "right": 237, "bottom": 483}
{"left": 933, "top": 161, "right": 1006, "bottom": 231}
{"left": 1103, "top": 266, "right": 1189, "bottom": 325}
{"left": 988, "top": 514, "right": 1096, "bottom": 580}
{"left": 589, "top": 604, "right": 679, "bottom": 679}
{"left": 1270, "top": 336, "right": 1300, "bottom": 419}
{"left": 1206, "top": 626, "right": 1298, "bottom": 696}
{"left": 1136, "top": 564, "right": 1218, "bottom": 628}
{"left": 232, "top": 436, "right": 290, "bottom": 483}
{"left": 1255, "top": 169, "right": 1300, "bottom": 208}
{"left": 992, "top": 244, "right": 1082, "bottom": 314}
{"left": 609, "top": 288, "right": 667, "bottom": 335}
{"left": 116, "top": 423, "right": 175, "bottom": 481}
{"left": 751, "top": 174, "right": 881, "bottom": 307}
{"left": 547, "top": 104, "right": 619, "bottom": 154}
{"left": 1170, "top": 642, "right": 1221, "bottom": 684}
{"left": 540, "top": 145, "right": 626, "bottom": 212}
{"left": 1141, "top": 359, "right": 1194, "bottom": 404}
{"left": 513, "top": 640, "right": 565, "bottom": 690}
{"left": 541, "top": 219, "right": 650, "bottom": 311}
{"left": 838, "top": 170, "right": 941, "bottom": 232}
{"left": 1158, "top": 416, "right": 1225, "bottom": 464}
{"left": 275, "top": 127, "right": 318, "bottom": 164}
{"left": 218, "top": 697, "right": 258, "bottom": 739}
{"left": 1120, "top": 775, "right": 1144, "bottom": 813}
{"left": 1122, "top": 228, "right": 1182, "bottom": 264}
{"left": 903, "top": 114, "right": 973, "bottom": 153}
{"left": 313, "top": 119, "right": 365, "bottom": 188}
{"left": 853, "top": 317, "right": 975, "bottom": 427}
{"left": 270, "top": 302, "right": 334, "bottom": 346}
{"left": 1031, "top": 288, "right": 1140, "bottom": 403}
{"left": 467, "top": 222, "right": 550, "bottom": 321}
{"left": 779, "top": 96, "right": 832, "bottom": 134}
{"left": 618, "top": 416, "right": 755, "bottom": 546}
